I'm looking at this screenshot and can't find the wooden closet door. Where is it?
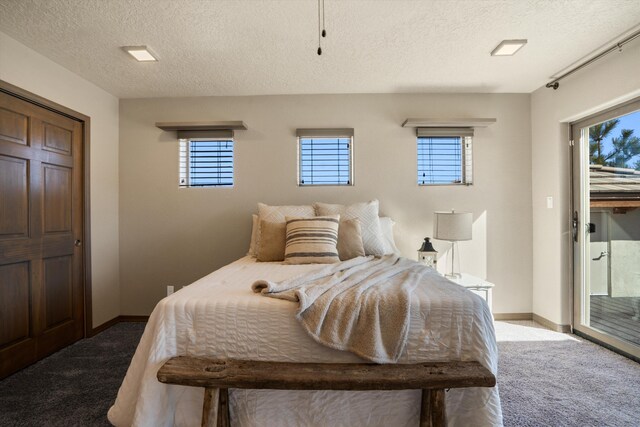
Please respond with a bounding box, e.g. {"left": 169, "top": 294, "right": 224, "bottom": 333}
{"left": 0, "top": 91, "right": 84, "bottom": 379}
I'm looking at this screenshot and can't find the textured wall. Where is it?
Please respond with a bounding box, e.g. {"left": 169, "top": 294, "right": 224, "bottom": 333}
{"left": 531, "top": 41, "right": 640, "bottom": 326}
{"left": 0, "top": 31, "right": 121, "bottom": 328}
{"left": 119, "top": 93, "right": 532, "bottom": 316}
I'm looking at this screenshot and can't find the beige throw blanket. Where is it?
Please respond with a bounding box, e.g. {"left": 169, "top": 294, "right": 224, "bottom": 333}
{"left": 252, "top": 255, "right": 431, "bottom": 363}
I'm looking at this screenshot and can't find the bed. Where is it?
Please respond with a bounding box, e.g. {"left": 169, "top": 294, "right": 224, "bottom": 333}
{"left": 107, "top": 202, "right": 502, "bottom": 427}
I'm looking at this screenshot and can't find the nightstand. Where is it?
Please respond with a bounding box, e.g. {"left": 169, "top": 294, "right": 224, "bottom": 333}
{"left": 449, "top": 274, "right": 494, "bottom": 311}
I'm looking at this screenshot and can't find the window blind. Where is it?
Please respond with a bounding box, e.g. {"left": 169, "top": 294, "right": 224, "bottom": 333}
{"left": 298, "top": 137, "right": 352, "bottom": 186}
{"left": 179, "top": 139, "right": 234, "bottom": 187}
{"left": 417, "top": 135, "right": 473, "bottom": 185}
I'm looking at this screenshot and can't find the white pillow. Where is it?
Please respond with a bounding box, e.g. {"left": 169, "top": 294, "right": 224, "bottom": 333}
{"left": 379, "top": 217, "right": 400, "bottom": 255}
{"left": 257, "top": 203, "right": 315, "bottom": 223}
{"left": 314, "top": 200, "right": 386, "bottom": 256}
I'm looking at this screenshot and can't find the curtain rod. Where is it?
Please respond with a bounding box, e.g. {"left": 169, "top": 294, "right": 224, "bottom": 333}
{"left": 546, "top": 28, "right": 640, "bottom": 90}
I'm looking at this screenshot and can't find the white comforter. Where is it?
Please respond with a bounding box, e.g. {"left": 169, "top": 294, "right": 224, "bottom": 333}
{"left": 108, "top": 257, "right": 502, "bottom": 427}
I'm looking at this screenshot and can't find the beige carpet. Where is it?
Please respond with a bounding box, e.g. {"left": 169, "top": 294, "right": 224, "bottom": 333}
{"left": 496, "top": 320, "right": 640, "bottom": 426}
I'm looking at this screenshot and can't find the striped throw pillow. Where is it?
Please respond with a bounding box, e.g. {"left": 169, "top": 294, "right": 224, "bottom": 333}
{"left": 284, "top": 215, "right": 340, "bottom": 264}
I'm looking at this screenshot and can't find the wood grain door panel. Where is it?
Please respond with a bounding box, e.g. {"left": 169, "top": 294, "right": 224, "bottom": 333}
{"left": 0, "top": 90, "right": 85, "bottom": 379}
{"left": 0, "top": 262, "right": 30, "bottom": 347}
{"left": 0, "top": 261, "right": 36, "bottom": 376}
{"left": 43, "top": 256, "right": 73, "bottom": 328}
{"left": 43, "top": 122, "right": 73, "bottom": 155}
{"left": 43, "top": 164, "right": 72, "bottom": 233}
{"left": 0, "top": 106, "right": 28, "bottom": 146}
{"left": 0, "top": 155, "right": 29, "bottom": 237}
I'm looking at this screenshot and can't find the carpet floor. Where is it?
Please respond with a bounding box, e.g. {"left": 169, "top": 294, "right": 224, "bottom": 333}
{"left": 0, "top": 321, "right": 638, "bottom": 426}
{"left": 0, "top": 322, "right": 145, "bottom": 427}
{"left": 495, "top": 321, "right": 640, "bottom": 427}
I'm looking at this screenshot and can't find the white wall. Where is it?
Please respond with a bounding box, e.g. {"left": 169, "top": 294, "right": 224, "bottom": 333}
{"left": 0, "top": 31, "right": 120, "bottom": 328}
{"left": 531, "top": 41, "right": 640, "bottom": 326}
{"left": 119, "top": 93, "right": 532, "bottom": 316}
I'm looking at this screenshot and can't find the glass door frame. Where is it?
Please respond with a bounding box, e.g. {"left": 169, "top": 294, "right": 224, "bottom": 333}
{"left": 570, "top": 96, "right": 640, "bottom": 361}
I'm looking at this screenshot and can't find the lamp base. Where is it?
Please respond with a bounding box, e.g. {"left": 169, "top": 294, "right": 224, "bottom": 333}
{"left": 445, "top": 272, "right": 462, "bottom": 280}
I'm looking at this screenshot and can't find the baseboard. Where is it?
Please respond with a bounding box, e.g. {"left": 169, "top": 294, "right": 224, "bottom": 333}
{"left": 89, "top": 316, "right": 120, "bottom": 337}
{"left": 90, "top": 315, "right": 150, "bottom": 336}
{"left": 493, "top": 312, "right": 533, "bottom": 321}
{"left": 118, "top": 315, "right": 150, "bottom": 322}
{"left": 532, "top": 313, "right": 571, "bottom": 333}
{"left": 492, "top": 313, "right": 572, "bottom": 333}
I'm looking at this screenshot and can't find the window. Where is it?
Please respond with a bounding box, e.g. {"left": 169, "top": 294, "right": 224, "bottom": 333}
{"left": 297, "top": 128, "right": 354, "bottom": 186}
{"left": 179, "top": 139, "right": 234, "bottom": 187}
{"left": 417, "top": 128, "right": 473, "bottom": 185}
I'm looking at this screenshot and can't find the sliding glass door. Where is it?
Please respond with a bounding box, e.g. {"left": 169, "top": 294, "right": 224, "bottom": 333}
{"left": 571, "top": 98, "right": 640, "bottom": 360}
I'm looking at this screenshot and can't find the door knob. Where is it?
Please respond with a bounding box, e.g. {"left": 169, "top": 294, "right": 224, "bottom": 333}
{"left": 74, "top": 240, "right": 82, "bottom": 247}
{"left": 592, "top": 251, "right": 608, "bottom": 261}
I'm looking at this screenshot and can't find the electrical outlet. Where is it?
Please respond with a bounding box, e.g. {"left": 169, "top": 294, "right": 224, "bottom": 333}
{"left": 167, "top": 285, "right": 174, "bottom": 296}
{"left": 546, "top": 196, "right": 553, "bottom": 209}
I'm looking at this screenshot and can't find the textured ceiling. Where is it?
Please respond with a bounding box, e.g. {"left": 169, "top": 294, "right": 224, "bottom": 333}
{"left": 1, "top": 0, "right": 639, "bottom": 98}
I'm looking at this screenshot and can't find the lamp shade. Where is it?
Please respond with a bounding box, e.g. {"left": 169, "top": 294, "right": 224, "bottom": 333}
{"left": 433, "top": 211, "right": 472, "bottom": 241}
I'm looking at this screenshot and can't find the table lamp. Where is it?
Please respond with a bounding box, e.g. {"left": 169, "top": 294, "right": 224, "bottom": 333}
{"left": 433, "top": 210, "right": 472, "bottom": 279}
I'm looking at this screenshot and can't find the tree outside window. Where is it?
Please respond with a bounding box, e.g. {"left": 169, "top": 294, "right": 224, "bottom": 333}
{"left": 589, "top": 110, "right": 640, "bottom": 170}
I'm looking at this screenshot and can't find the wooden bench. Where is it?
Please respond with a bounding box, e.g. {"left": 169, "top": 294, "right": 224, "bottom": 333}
{"left": 157, "top": 357, "right": 496, "bottom": 427}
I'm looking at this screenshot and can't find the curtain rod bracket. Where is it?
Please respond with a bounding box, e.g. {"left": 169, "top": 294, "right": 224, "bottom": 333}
{"left": 546, "top": 81, "right": 560, "bottom": 90}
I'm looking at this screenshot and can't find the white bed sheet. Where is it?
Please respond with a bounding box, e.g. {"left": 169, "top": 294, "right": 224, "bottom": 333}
{"left": 108, "top": 256, "right": 502, "bottom": 427}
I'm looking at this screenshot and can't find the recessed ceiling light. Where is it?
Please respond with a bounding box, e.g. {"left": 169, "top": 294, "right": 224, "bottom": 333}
{"left": 491, "top": 39, "right": 527, "bottom": 56}
{"left": 122, "top": 46, "right": 158, "bottom": 62}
